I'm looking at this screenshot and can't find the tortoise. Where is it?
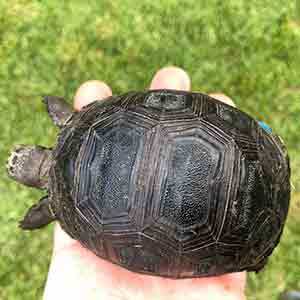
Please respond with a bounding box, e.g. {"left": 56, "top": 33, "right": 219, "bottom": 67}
{"left": 6, "top": 89, "right": 290, "bottom": 278}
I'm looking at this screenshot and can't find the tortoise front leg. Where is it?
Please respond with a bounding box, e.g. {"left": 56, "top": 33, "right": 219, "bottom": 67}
{"left": 43, "top": 96, "right": 73, "bottom": 128}
{"left": 6, "top": 145, "right": 52, "bottom": 189}
{"left": 19, "top": 195, "right": 56, "bottom": 230}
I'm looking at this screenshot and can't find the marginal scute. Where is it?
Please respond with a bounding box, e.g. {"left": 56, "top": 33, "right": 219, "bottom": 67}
{"left": 48, "top": 89, "right": 290, "bottom": 278}
{"left": 144, "top": 91, "right": 193, "bottom": 111}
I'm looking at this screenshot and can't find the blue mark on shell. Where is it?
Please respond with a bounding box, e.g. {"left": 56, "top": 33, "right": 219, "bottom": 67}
{"left": 258, "top": 121, "right": 272, "bottom": 134}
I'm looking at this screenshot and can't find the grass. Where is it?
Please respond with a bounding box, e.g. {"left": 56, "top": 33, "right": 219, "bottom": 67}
{"left": 0, "top": 1, "right": 299, "bottom": 299}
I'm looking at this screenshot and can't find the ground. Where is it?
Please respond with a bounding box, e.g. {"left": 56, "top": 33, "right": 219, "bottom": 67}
{"left": 0, "top": 1, "right": 299, "bottom": 299}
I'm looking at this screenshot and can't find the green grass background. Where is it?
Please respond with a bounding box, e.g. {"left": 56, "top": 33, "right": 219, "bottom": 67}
{"left": 0, "top": 1, "right": 299, "bottom": 299}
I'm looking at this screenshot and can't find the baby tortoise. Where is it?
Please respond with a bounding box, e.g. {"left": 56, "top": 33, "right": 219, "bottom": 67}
{"left": 7, "top": 90, "right": 290, "bottom": 278}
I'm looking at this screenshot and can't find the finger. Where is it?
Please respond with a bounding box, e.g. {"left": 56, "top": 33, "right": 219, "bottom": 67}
{"left": 209, "top": 93, "right": 236, "bottom": 107}
{"left": 73, "top": 80, "right": 112, "bottom": 111}
{"left": 149, "top": 66, "right": 191, "bottom": 91}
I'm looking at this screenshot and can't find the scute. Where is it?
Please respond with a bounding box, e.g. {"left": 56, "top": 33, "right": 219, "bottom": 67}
{"left": 50, "top": 89, "right": 290, "bottom": 278}
{"left": 73, "top": 118, "right": 145, "bottom": 229}
{"left": 160, "top": 137, "right": 212, "bottom": 229}
{"left": 144, "top": 91, "right": 192, "bottom": 111}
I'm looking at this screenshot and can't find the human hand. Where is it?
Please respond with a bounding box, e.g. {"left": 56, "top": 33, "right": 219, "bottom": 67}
{"left": 43, "top": 66, "right": 246, "bottom": 300}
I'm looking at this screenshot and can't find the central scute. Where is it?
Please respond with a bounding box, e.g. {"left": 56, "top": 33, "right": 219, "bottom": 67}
{"left": 91, "top": 126, "right": 139, "bottom": 216}
{"left": 73, "top": 117, "right": 146, "bottom": 230}
{"left": 160, "top": 137, "right": 212, "bottom": 229}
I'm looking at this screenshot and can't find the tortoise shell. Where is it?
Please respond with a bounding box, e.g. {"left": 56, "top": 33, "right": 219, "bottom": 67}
{"left": 10, "top": 89, "right": 291, "bottom": 278}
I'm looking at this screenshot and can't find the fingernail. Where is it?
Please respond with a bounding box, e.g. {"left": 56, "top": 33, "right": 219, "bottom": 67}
{"left": 74, "top": 80, "right": 112, "bottom": 111}
{"left": 150, "top": 66, "right": 191, "bottom": 91}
